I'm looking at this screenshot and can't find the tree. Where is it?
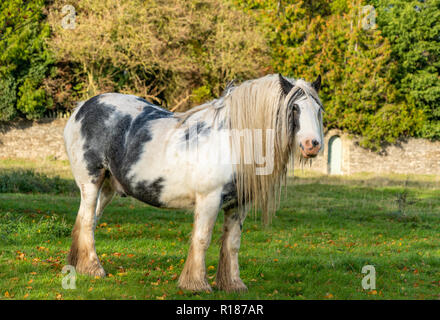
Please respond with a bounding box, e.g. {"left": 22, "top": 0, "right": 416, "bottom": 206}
{"left": 369, "top": 0, "right": 440, "bottom": 140}
{"left": 47, "top": 0, "right": 269, "bottom": 111}
{"left": 0, "top": 0, "right": 54, "bottom": 120}
{"left": 235, "top": 0, "right": 424, "bottom": 149}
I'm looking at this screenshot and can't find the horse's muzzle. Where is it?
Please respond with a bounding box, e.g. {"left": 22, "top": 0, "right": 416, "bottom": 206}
{"left": 299, "top": 139, "right": 321, "bottom": 158}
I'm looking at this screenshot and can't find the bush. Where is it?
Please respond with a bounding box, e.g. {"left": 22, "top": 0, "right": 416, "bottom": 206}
{"left": 0, "top": 0, "right": 54, "bottom": 120}
{"left": 47, "top": 0, "right": 269, "bottom": 111}
{"left": 234, "top": 0, "right": 425, "bottom": 150}
{"left": 0, "top": 75, "right": 17, "bottom": 121}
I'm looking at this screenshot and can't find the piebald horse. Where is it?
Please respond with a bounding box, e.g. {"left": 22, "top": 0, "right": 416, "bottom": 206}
{"left": 64, "top": 74, "right": 324, "bottom": 292}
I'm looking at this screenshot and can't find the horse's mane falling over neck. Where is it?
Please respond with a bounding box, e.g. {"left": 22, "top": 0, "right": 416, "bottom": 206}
{"left": 227, "top": 74, "right": 296, "bottom": 224}
{"left": 177, "top": 74, "right": 302, "bottom": 223}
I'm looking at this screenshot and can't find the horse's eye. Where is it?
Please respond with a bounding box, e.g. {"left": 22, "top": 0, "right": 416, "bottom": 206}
{"left": 292, "top": 104, "right": 299, "bottom": 112}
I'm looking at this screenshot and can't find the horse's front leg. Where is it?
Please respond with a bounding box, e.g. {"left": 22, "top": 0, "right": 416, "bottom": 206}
{"left": 178, "top": 191, "right": 221, "bottom": 292}
{"left": 68, "top": 181, "right": 106, "bottom": 277}
{"left": 216, "top": 208, "right": 248, "bottom": 292}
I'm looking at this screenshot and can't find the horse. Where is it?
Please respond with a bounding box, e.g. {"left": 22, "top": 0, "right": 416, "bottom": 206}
{"left": 63, "top": 73, "right": 324, "bottom": 292}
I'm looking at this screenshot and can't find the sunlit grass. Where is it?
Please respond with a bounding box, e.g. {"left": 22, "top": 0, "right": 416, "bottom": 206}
{"left": 0, "top": 159, "right": 439, "bottom": 300}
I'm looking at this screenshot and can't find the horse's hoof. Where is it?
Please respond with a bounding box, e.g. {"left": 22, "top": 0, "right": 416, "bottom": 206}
{"left": 76, "top": 262, "right": 106, "bottom": 278}
{"left": 178, "top": 279, "right": 212, "bottom": 293}
{"left": 217, "top": 279, "right": 248, "bottom": 293}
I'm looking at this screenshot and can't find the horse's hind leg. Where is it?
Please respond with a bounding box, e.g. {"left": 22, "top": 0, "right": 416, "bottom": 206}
{"left": 178, "top": 191, "right": 221, "bottom": 292}
{"left": 68, "top": 175, "right": 106, "bottom": 277}
{"left": 216, "top": 208, "right": 248, "bottom": 292}
{"left": 95, "top": 177, "right": 115, "bottom": 223}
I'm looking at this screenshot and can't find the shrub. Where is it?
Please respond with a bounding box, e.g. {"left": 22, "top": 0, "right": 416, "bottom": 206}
{"left": 235, "top": 0, "right": 425, "bottom": 150}
{"left": 47, "top": 0, "right": 269, "bottom": 111}
{"left": 0, "top": 0, "right": 54, "bottom": 120}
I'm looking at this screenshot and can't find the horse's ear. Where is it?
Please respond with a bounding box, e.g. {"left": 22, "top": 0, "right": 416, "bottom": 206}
{"left": 279, "top": 74, "right": 293, "bottom": 96}
{"left": 312, "top": 75, "right": 321, "bottom": 93}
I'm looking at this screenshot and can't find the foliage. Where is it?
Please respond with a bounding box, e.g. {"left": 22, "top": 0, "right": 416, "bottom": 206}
{"left": 47, "top": 0, "right": 268, "bottom": 110}
{"left": 0, "top": 75, "right": 17, "bottom": 121}
{"left": 235, "top": 0, "right": 425, "bottom": 149}
{"left": 0, "top": 0, "right": 54, "bottom": 120}
{"left": 0, "top": 0, "right": 438, "bottom": 149}
{"left": 368, "top": 0, "right": 440, "bottom": 140}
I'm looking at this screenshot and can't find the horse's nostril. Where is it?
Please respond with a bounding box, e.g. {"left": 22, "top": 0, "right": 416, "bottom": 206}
{"left": 312, "top": 139, "right": 320, "bottom": 147}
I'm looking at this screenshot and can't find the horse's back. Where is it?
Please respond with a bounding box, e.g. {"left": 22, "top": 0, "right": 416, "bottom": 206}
{"left": 64, "top": 93, "right": 174, "bottom": 182}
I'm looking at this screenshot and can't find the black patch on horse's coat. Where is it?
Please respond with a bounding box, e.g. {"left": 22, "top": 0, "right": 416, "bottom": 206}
{"left": 109, "top": 106, "right": 172, "bottom": 205}
{"left": 288, "top": 88, "right": 305, "bottom": 107}
{"left": 107, "top": 114, "right": 133, "bottom": 167}
{"left": 221, "top": 180, "right": 238, "bottom": 211}
{"left": 217, "top": 119, "right": 227, "bottom": 130}
{"left": 182, "top": 121, "right": 211, "bottom": 142}
{"left": 133, "top": 177, "right": 165, "bottom": 207}
{"left": 286, "top": 88, "right": 305, "bottom": 135}
{"left": 75, "top": 96, "right": 117, "bottom": 179}
{"left": 75, "top": 93, "right": 172, "bottom": 207}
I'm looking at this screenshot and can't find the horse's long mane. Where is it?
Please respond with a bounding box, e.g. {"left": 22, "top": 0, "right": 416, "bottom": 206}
{"left": 176, "top": 74, "right": 318, "bottom": 224}
{"left": 227, "top": 74, "right": 294, "bottom": 224}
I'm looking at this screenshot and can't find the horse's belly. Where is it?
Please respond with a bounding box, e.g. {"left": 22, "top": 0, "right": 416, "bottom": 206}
{"left": 160, "top": 192, "right": 196, "bottom": 209}
{"left": 117, "top": 117, "right": 234, "bottom": 209}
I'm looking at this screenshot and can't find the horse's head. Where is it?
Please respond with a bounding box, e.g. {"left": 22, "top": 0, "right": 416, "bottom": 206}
{"left": 279, "top": 74, "right": 324, "bottom": 159}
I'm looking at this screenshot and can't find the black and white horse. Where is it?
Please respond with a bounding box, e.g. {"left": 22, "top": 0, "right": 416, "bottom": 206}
{"left": 64, "top": 74, "right": 324, "bottom": 292}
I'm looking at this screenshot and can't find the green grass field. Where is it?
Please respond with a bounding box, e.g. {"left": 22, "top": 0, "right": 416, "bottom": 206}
{"left": 0, "top": 159, "right": 439, "bottom": 300}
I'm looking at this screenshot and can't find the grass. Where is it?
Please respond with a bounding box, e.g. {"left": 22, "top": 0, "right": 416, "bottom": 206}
{"left": 0, "top": 159, "right": 439, "bottom": 300}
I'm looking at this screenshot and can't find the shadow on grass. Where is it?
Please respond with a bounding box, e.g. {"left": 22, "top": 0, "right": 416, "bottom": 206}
{"left": 0, "top": 169, "right": 77, "bottom": 195}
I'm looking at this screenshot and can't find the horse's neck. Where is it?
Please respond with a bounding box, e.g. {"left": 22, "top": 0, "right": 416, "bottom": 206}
{"left": 182, "top": 100, "right": 229, "bottom": 130}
